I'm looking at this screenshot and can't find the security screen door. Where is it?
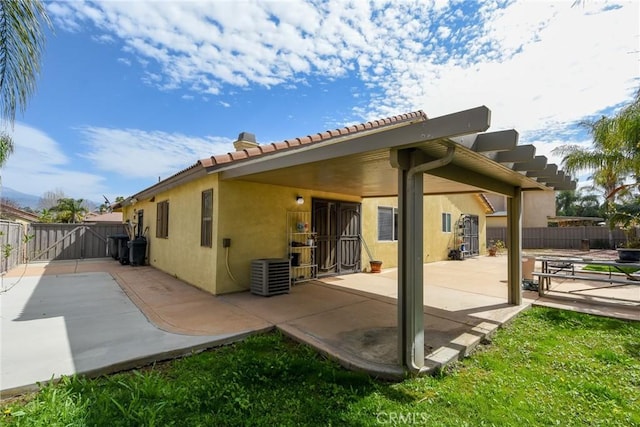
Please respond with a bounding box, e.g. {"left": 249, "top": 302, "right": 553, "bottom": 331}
{"left": 461, "top": 214, "right": 479, "bottom": 257}
{"left": 312, "top": 199, "right": 361, "bottom": 276}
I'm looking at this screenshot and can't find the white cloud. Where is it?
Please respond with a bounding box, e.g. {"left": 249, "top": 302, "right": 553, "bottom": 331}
{"left": 77, "top": 127, "right": 233, "bottom": 179}
{"left": 46, "top": 0, "right": 639, "bottom": 185}
{"left": 0, "top": 124, "right": 235, "bottom": 203}
{"left": 92, "top": 33, "right": 114, "bottom": 44}
{"left": 2, "top": 123, "right": 107, "bottom": 200}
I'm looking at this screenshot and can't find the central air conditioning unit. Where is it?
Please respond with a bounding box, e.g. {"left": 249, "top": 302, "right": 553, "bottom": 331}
{"left": 250, "top": 258, "right": 290, "bottom": 296}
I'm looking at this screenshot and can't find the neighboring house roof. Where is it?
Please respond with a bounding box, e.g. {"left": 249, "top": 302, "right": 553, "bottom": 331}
{"left": 548, "top": 216, "right": 605, "bottom": 224}
{"left": 114, "top": 107, "right": 576, "bottom": 209}
{"left": 0, "top": 203, "right": 39, "bottom": 223}
{"left": 84, "top": 212, "right": 123, "bottom": 222}
{"left": 476, "top": 194, "right": 495, "bottom": 214}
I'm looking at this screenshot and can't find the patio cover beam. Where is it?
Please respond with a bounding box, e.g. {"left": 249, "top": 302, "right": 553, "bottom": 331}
{"left": 513, "top": 156, "right": 547, "bottom": 171}
{"left": 496, "top": 145, "right": 536, "bottom": 163}
{"left": 420, "top": 160, "right": 517, "bottom": 198}
{"left": 450, "top": 129, "right": 519, "bottom": 153}
{"left": 470, "top": 129, "right": 519, "bottom": 153}
{"left": 526, "top": 164, "right": 558, "bottom": 178}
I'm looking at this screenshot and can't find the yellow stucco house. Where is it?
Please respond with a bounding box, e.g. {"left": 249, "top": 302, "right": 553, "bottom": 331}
{"left": 114, "top": 109, "right": 570, "bottom": 298}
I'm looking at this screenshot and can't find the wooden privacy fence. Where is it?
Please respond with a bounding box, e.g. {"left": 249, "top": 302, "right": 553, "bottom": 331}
{"left": 27, "top": 223, "right": 127, "bottom": 261}
{"left": 487, "top": 226, "right": 628, "bottom": 250}
{"left": 0, "top": 221, "right": 25, "bottom": 273}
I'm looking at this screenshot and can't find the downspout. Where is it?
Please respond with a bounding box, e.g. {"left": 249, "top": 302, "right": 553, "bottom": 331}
{"left": 403, "top": 144, "right": 455, "bottom": 374}
{"left": 408, "top": 145, "right": 455, "bottom": 178}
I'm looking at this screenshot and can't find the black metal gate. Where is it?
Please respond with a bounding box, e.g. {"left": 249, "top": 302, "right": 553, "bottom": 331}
{"left": 313, "top": 199, "right": 361, "bottom": 276}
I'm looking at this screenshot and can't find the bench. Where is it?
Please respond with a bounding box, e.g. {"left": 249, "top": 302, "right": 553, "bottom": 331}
{"left": 533, "top": 272, "right": 638, "bottom": 286}
{"left": 534, "top": 257, "right": 640, "bottom": 300}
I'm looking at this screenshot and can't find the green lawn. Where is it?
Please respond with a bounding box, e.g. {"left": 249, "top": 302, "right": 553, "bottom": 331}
{"left": 2, "top": 307, "right": 639, "bottom": 426}
{"left": 582, "top": 264, "right": 640, "bottom": 274}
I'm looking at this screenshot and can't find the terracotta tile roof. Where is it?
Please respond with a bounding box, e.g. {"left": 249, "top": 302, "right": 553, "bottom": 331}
{"left": 198, "top": 110, "right": 427, "bottom": 169}
{"left": 115, "top": 110, "right": 427, "bottom": 208}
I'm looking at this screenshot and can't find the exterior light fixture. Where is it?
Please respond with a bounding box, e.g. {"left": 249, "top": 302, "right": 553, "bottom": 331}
{"left": 296, "top": 196, "right": 304, "bottom": 205}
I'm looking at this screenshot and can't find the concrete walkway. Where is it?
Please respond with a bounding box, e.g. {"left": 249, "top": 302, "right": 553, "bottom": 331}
{"left": 1, "top": 255, "right": 637, "bottom": 398}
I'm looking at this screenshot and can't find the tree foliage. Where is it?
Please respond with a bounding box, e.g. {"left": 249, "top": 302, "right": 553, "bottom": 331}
{"left": 51, "top": 198, "right": 87, "bottom": 223}
{"left": 0, "top": 130, "right": 12, "bottom": 166}
{"left": 38, "top": 188, "right": 67, "bottom": 210}
{"left": 555, "top": 190, "right": 603, "bottom": 218}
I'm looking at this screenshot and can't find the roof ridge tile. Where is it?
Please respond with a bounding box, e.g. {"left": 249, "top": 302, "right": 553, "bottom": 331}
{"left": 193, "top": 109, "right": 426, "bottom": 169}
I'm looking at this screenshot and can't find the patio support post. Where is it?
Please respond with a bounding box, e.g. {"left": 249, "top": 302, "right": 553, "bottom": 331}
{"left": 392, "top": 146, "right": 455, "bottom": 373}
{"left": 506, "top": 186, "right": 523, "bottom": 305}
{"left": 394, "top": 148, "right": 425, "bottom": 372}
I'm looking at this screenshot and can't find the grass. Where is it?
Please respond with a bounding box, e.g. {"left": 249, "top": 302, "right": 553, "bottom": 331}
{"left": 2, "top": 307, "right": 639, "bottom": 426}
{"left": 582, "top": 264, "right": 640, "bottom": 274}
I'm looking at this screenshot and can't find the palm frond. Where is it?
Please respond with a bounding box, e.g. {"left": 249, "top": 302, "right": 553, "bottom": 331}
{"left": 0, "top": 0, "right": 50, "bottom": 124}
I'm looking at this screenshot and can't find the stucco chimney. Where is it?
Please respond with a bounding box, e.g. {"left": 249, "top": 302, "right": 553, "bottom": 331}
{"left": 233, "top": 132, "right": 258, "bottom": 151}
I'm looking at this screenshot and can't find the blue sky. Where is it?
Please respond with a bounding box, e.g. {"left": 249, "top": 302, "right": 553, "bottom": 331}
{"left": 2, "top": 0, "right": 639, "bottom": 206}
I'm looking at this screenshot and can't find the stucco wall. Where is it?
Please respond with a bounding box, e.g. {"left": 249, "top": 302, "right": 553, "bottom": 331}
{"left": 523, "top": 191, "right": 556, "bottom": 227}
{"left": 483, "top": 191, "right": 556, "bottom": 228}
{"left": 486, "top": 215, "right": 506, "bottom": 228}
{"left": 215, "top": 180, "right": 361, "bottom": 294}
{"left": 361, "top": 194, "right": 488, "bottom": 269}
{"left": 122, "top": 174, "right": 220, "bottom": 294}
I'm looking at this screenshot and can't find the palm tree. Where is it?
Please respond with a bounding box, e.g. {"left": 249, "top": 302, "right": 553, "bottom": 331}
{"left": 554, "top": 114, "right": 635, "bottom": 247}
{"left": 53, "top": 198, "right": 87, "bottom": 224}
{"left": 38, "top": 207, "right": 53, "bottom": 223}
{"left": 617, "top": 88, "right": 640, "bottom": 155}
{"left": 0, "top": 0, "right": 50, "bottom": 164}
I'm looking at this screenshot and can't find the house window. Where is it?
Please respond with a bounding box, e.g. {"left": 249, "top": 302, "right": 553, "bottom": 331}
{"left": 156, "top": 200, "right": 169, "bottom": 238}
{"left": 378, "top": 206, "right": 398, "bottom": 241}
{"left": 201, "top": 189, "right": 213, "bottom": 247}
{"left": 442, "top": 212, "right": 452, "bottom": 233}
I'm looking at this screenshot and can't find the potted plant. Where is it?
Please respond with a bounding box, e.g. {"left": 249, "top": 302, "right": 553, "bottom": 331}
{"left": 369, "top": 260, "right": 383, "bottom": 273}
{"left": 487, "top": 239, "right": 504, "bottom": 257}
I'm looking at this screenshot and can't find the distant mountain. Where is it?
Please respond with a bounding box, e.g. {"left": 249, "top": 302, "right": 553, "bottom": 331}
{"left": 1, "top": 187, "right": 41, "bottom": 209}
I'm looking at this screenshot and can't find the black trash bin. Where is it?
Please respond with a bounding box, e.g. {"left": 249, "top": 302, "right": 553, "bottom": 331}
{"left": 108, "top": 234, "right": 129, "bottom": 260}
{"left": 117, "top": 236, "right": 130, "bottom": 264}
{"left": 128, "top": 237, "right": 147, "bottom": 266}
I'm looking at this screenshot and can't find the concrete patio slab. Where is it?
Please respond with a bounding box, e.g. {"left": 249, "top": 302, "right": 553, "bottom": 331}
{"left": 0, "top": 269, "right": 271, "bottom": 397}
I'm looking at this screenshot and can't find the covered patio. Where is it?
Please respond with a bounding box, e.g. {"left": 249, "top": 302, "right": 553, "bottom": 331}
{"left": 215, "top": 105, "right": 576, "bottom": 373}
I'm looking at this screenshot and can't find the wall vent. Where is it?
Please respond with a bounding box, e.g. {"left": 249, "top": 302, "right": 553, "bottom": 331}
{"left": 250, "top": 258, "right": 290, "bottom": 296}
